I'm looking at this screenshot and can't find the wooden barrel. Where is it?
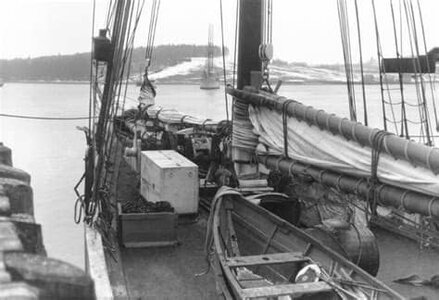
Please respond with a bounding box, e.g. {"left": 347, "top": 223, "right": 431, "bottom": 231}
{"left": 336, "top": 223, "right": 380, "bottom": 276}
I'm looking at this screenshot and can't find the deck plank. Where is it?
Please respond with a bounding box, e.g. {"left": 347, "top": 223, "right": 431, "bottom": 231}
{"left": 120, "top": 218, "right": 217, "bottom": 299}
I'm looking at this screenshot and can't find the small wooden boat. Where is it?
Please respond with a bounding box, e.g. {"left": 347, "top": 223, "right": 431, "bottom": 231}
{"left": 207, "top": 187, "right": 404, "bottom": 299}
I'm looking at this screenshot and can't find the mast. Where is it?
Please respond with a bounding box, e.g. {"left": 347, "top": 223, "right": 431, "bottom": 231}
{"left": 207, "top": 24, "right": 214, "bottom": 75}
{"left": 237, "top": 0, "right": 262, "bottom": 89}
{"left": 231, "top": 0, "right": 263, "bottom": 178}
{"left": 200, "top": 24, "right": 220, "bottom": 89}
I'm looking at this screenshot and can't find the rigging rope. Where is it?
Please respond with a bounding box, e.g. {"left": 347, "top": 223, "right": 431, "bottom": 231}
{"left": 0, "top": 113, "right": 94, "bottom": 120}
{"left": 89, "top": 0, "right": 96, "bottom": 131}
{"left": 354, "top": 0, "right": 368, "bottom": 126}
{"left": 402, "top": 0, "right": 432, "bottom": 145}
{"left": 219, "top": 0, "right": 229, "bottom": 121}
{"left": 371, "top": 0, "right": 400, "bottom": 134}
{"left": 337, "top": 0, "right": 357, "bottom": 122}
{"left": 232, "top": 0, "right": 240, "bottom": 89}
{"left": 416, "top": 0, "right": 439, "bottom": 133}
{"left": 407, "top": 0, "right": 432, "bottom": 145}
{"left": 87, "top": 0, "right": 140, "bottom": 233}
{"left": 390, "top": 0, "right": 410, "bottom": 139}
{"left": 260, "top": 0, "right": 273, "bottom": 92}
{"left": 145, "top": 0, "right": 160, "bottom": 66}
{"left": 138, "top": 0, "right": 160, "bottom": 108}
{"left": 282, "top": 100, "right": 295, "bottom": 158}
{"left": 103, "top": 0, "right": 146, "bottom": 190}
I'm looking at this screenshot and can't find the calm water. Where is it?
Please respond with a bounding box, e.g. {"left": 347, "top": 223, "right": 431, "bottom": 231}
{"left": 0, "top": 82, "right": 433, "bottom": 268}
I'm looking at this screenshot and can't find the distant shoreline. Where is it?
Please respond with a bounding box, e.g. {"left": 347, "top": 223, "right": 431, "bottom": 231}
{"left": 3, "top": 80, "right": 390, "bottom": 86}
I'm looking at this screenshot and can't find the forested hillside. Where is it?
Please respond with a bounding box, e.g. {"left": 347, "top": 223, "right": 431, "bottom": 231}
{"left": 0, "top": 44, "right": 224, "bottom": 81}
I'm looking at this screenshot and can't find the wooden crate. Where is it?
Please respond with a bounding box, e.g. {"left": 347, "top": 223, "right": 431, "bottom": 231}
{"left": 118, "top": 203, "right": 178, "bottom": 248}
{"left": 140, "top": 150, "right": 198, "bottom": 214}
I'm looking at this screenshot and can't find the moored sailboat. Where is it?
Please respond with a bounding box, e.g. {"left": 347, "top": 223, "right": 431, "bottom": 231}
{"left": 200, "top": 24, "right": 220, "bottom": 90}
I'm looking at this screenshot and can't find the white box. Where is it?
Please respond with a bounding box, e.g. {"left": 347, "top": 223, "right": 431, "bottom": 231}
{"left": 140, "top": 150, "right": 198, "bottom": 214}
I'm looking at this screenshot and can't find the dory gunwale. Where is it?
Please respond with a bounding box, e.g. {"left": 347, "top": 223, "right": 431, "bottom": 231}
{"left": 210, "top": 187, "right": 404, "bottom": 299}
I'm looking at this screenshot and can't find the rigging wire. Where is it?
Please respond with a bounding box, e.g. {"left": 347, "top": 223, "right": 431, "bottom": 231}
{"left": 0, "top": 113, "right": 94, "bottom": 120}
{"left": 91, "top": 0, "right": 132, "bottom": 221}
{"left": 137, "top": 0, "right": 160, "bottom": 108}
{"left": 416, "top": 0, "right": 439, "bottom": 134}
{"left": 120, "top": 0, "right": 146, "bottom": 114}
{"left": 104, "top": 0, "right": 146, "bottom": 185}
{"left": 337, "top": 0, "right": 357, "bottom": 122}
{"left": 232, "top": 0, "right": 240, "bottom": 88}
{"left": 260, "top": 0, "right": 273, "bottom": 92}
{"left": 105, "top": 0, "right": 116, "bottom": 36}
{"left": 371, "top": 0, "right": 398, "bottom": 134}
{"left": 219, "top": 0, "right": 229, "bottom": 121}
{"left": 402, "top": 0, "right": 430, "bottom": 145}
{"left": 102, "top": 0, "right": 133, "bottom": 165}
{"left": 390, "top": 0, "right": 410, "bottom": 139}
{"left": 408, "top": 0, "right": 432, "bottom": 145}
{"left": 145, "top": 0, "right": 161, "bottom": 66}
{"left": 354, "top": 0, "right": 368, "bottom": 126}
{"left": 89, "top": 0, "right": 96, "bottom": 132}
{"left": 371, "top": 0, "right": 386, "bottom": 131}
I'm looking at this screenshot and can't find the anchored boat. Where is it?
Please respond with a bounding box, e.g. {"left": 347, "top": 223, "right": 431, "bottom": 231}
{"left": 200, "top": 24, "right": 220, "bottom": 90}
{"left": 79, "top": 0, "right": 439, "bottom": 299}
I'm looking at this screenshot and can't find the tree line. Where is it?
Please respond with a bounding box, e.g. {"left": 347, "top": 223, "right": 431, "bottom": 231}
{"left": 0, "top": 44, "right": 225, "bottom": 81}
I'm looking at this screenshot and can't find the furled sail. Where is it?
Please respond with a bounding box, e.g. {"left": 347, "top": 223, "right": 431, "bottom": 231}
{"left": 249, "top": 105, "right": 439, "bottom": 197}
{"left": 146, "top": 105, "right": 218, "bottom": 127}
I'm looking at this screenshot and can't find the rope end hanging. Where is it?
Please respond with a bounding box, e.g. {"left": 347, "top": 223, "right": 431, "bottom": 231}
{"left": 138, "top": 0, "right": 160, "bottom": 108}
{"left": 282, "top": 100, "right": 295, "bottom": 159}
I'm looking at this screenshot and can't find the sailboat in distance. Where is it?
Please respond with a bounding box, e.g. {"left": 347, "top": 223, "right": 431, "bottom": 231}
{"left": 200, "top": 24, "right": 220, "bottom": 89}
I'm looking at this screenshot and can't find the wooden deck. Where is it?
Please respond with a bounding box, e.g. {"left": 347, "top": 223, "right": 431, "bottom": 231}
{"left": 109, "top": 155, "right": 439, "bottom": 299}
{"left": 118, "top": 217, "right": 217, "bottom": 299}
{"left": 102, "top": 215, "right": 439, "bottom": 299}
{"left": 374, "top": 227, "right": 439, "bottom": 299}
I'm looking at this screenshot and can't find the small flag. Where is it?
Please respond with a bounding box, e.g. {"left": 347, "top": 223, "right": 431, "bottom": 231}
{"left": 138, "top": 70, "right": 156, "bottom": 107}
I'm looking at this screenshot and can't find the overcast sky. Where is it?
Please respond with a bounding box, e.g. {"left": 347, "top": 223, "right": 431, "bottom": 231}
{"left": 1, "top": 0, "right": 439, "bottom": 64}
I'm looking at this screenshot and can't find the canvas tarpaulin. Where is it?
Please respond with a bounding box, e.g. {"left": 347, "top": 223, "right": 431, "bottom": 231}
{"left": 249, "top": 105, "right": 439, "bottom": 197}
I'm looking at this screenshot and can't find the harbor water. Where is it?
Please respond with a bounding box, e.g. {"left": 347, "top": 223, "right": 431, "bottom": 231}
{"left": 0, "top": 82, "right": 435, "bottom": 269}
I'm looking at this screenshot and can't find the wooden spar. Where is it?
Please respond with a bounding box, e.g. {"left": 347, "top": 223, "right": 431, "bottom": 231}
{"left": 259, "top": 155, "right": 439, "bottom": 218}
{"left": 232, "top": 0, "right": 263, "bottom": 177}
{"left": 237, "top": 0, "right": 262, "bottom": 89}
{"left": 227, "top": 87, "right": 439, "bottom": 175}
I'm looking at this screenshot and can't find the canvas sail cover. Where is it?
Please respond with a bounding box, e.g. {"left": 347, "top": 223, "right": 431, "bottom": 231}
{"left": 145, "top": 105, "right": 218, "bottom": 127}
{"left": 249, "top": 105, "right": 439, "bottom": 197}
